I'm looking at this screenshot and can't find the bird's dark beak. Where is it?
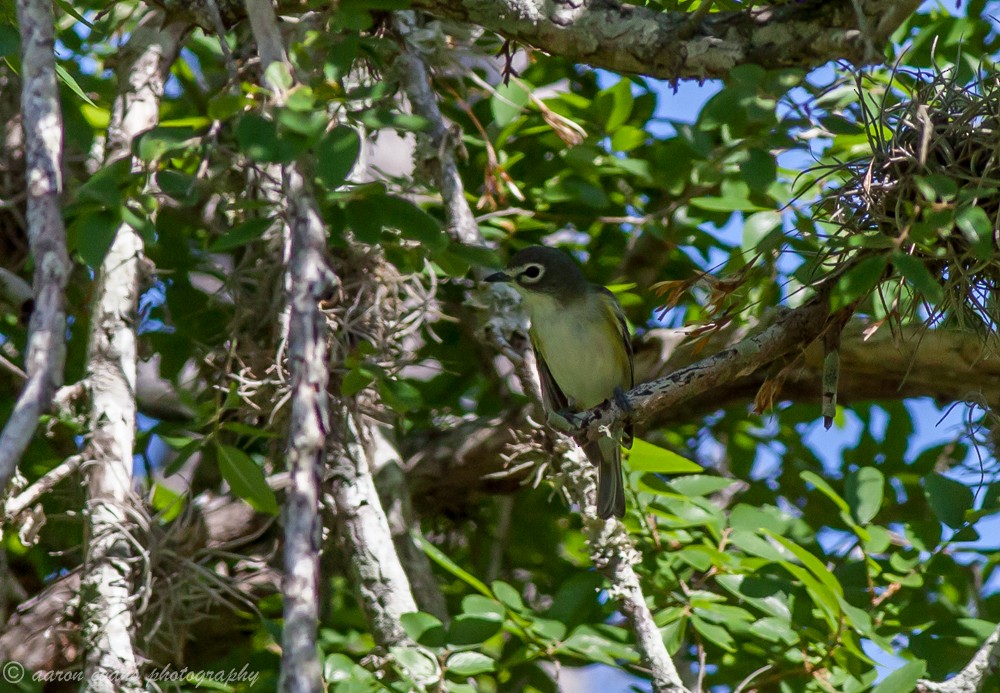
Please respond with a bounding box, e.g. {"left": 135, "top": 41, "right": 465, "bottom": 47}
{"left": 484, "top": 271, "right": 511, "bottom": 283}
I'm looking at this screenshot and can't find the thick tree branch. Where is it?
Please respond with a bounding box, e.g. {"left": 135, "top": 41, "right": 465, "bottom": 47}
{"left": 0, "top": 0, "right": 71, "bottom": 498}
{"left": 917, "top": 623, "right": 1000, "bottom": 693}
{"left": 411, "top": 0, "right": 921, "bottom": 80}
{"left": 79, "top": 12, "right": 184, "bottom": 691}
{"left": 328, "top": 411, "right": 418, "bottom": 646}
{"left": 244, "top": 1, "right": 334, "bottom": 690}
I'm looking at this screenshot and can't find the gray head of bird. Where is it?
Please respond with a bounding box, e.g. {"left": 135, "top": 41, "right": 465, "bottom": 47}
{"left": 484, "top": 246, "right": 589, "bottom": 301}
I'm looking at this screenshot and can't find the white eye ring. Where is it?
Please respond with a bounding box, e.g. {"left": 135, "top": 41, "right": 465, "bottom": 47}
{"left": 520, "top": 264, "right": 544, "bottom": 282}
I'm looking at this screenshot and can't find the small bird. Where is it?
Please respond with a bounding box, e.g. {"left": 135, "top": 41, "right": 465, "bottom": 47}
{"left": 485, "top": 246, "right": 634, "bottom": 519}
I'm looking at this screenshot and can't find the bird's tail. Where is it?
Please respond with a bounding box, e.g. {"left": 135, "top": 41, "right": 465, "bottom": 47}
{"left": 583, "top": 434, "right": 625, "bottom": 519}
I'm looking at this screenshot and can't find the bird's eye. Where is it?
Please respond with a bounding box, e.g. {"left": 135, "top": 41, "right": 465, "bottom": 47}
{"left": 522, "top": 265, "right": 542, "bottom": 280}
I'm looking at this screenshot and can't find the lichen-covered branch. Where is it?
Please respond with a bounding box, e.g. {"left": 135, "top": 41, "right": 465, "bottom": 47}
{"left": 394, "top": 12, "right": 480, "bottom": 246}
{"left": 0, "top": 0, "right": 71, "bottom": 497}
{"left": 410, "top": 0, "right": 921, "bottom": 80}
{"left": 562, "top": 449, "right": 691, "bottom": 693}
{"left": 917, "top": 623, "right": 1000, "bottom": 693}
{"left": 79, "top": 11, "right": 184, "bottom": 691}
{"left": 329, "top": 412, "right": 419, "bottom": 646}
{"left": 244, "top": 1, "right": 334, "bottom": 690}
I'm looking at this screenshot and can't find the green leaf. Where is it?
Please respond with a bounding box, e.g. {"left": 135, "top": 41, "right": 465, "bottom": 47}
{"left": 668, "top": 475, "right": 740, "bottom": 497}
{"left": 448, "top": 614, "right": 503, "bottom": 646}
{"left": 690, "top": 614, "right": 737, "bottom": 652}
{"left": 445, "top": 651, "right": 495, "bottom": 677}
{"left": 207, "top": 92, "right": 249, "bottom": 121}
{"left": 743, "top": 210, "right": 782, "bottom": 252}
{"left": 594, "top": 77, "right": 634, "bottom": 132}
{"left": 461, "top": 594, "right": 505, "bottom": 619}
{"left": 381, "top": 196, "right": 446, "bottom": 250}
{"left": 740, "top": 148, "right": 776, "bottom": 191}
{"left": 491, "top": 580, "right": 525, "bottom": 611}
{"left": 689, "top": 196, "right": 768, "bottom": 213}
{"left": 377, "top": 376, "right": 422, "bottom": 414}
{"left": 136, "top": 126, "right": 201, "bottom": 162}
{"left": 610, "top": 125, "right": 647, "bottom": 151}
{"left": 925, "top": 472, "right": 974, "bottom": 529}
{"left": 871, "top": 660, "right": 926, "bottom": 693}
{"left": 216, "top": 444, "right": 279, "bottom": 515}
{"left": 68, "top": 210, "right": 119, "bottom": 269}
{"left": 801, "top": 470, "right": 851, "bottom": 514}
{"left": 277, "top": 106, "right": 327, "bottom": 139}
{"left": 414, "top": 534, "right": 492, "bottom": 597}
{"left": 263, "top": 61, "right": 294, "bottom": 92}
{"left": 400, "top": 612, "right": 446, "bottom": 647}
{"left": 151, "top": 483, "right": 186, "bottom": 522}
{"left": 837, "top": 255, "right": 888, "bottom": 304}
{"left": 56, "top": 64, "right": 96, "bottom": 107}
{"left": 914, "top": 173, "right": 957, "bottom": 201}
{"left": 892, "top": 252, "right": 944, "bottom": 303}
{"left": 491, "top": 81, "right": 531, "bottom": 127}
{"left": 527, "top": 616, "right": 567, "bottom": 641}
{"left": 341, "top": 365, "right": 377, "bottom": 397}
{"left": 845, "top": 466, "right": 884, "bottom": 525}
{"left": 763, "top": 530, "right": 843, "bottom": 599}
{"left": 236, "top": 113, "right": 301, "bottom": 163}
{"left": 316, "top": 126, "right": 361, "bottom": 189}
{"left": 627, "top": 439, "right": 702, "bottom": 474}
{"left": 208, "top": 218, "right": 274, "bottom": 252}
{"left": 0, "top": 24, "right": 19, "bottom": 57}
{"left": 76, "top": 158, "right": 131, "bottom": 207}
{"left": 955, "top": 205, "right": 994, "bottom": 259}
{"left": 390, "top": 645, "right": 439, "bottom": 684}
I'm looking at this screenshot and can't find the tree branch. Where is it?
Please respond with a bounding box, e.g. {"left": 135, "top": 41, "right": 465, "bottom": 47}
{"left": 79, "top": 11, "right": 184, "bottom": 691}
{"left": 244, "top": 1, "right": 335, "bottom": 690}
{"left": 574, "top": 288, "right": 832, "bottom": 438}
{"left": 411, "top": 0, "right": 921, "bottom": 80}
{"left": 0, "top": 0, "right": 71, "bottom": 498}
{"left": 917, "top": 623, "right": 1000, "bottom": 693}
{"left": 328, "top": 411, "right": 418, "bottom": 646}
{"left": 561, "top": 449, "right": 691, "bottom": 693}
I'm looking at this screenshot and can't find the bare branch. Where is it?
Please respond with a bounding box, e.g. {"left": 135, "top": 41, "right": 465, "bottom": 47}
{"left": 395, "top": 23, "right": 691, "bottom": 687}
{"left": 394, "top": 12, "right": 480, "bottom": 246}
{"left": 370, "top": 425, "right": 449, "bottom": 621}
{"left": 244, "top": 1, "right": 336, "bottom": 689}
{"left": 329, "top": 411, "right": 418, "bottom": 646}
{"left": 4, "top": 454, "right": 81, "bottom": 522}
{"left": 411, "top": 0, "right": 921, "bottom": 81}
{"left": 0, "top": 0, "right": 72, "bottom": 497}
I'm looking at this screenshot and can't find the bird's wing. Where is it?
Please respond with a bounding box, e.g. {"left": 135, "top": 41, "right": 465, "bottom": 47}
{"left": 530, "top": 333, "right": 570, "bottom": 413}
{"left": 597, "top": 286, "right": 634, "bottom": 447}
